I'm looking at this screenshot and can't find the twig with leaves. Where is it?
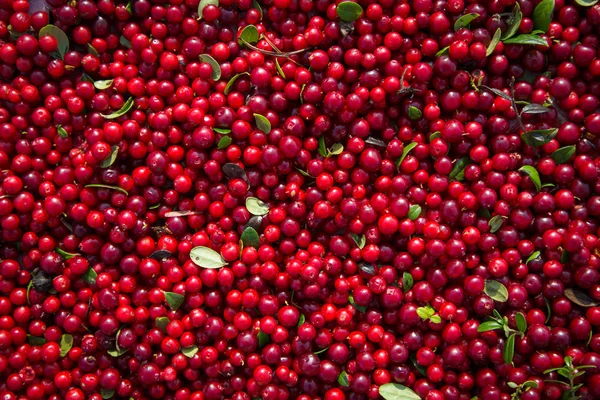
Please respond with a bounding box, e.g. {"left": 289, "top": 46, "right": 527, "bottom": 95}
{"left": 477, "top": 309, "right": 528, "bottom": 364}
{"left": 543, "top": 356, "right": 595, "bottom": 400}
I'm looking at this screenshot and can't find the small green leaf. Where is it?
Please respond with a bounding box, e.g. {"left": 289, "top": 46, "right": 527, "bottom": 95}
{"left": 575, "top": 0, "right": 599, "bottom": 5}
{"left": 224, "top": 72, "right": 250, "bottom": 94}
{"left": 125, "top": 1, "right": 132, "bottom": 14}
{"left": 523, "top": 381, "right": 539, "bottom": 389}
{"left": 503, "top": 34, "right": 548, "bottom": 46}
{"left": 551, "top": 146, "right": 576, "bottom": 164}
{"left": 435, "top": 46, "right": 450, "bottom": 57}
{"left": 56, "top": 248, "right": 78, "bottom": 260}
{"left": 275, "top": 59, "right": 286, "bottom": 79}
{"left": 27, "top": 335, "right": 46, "bottom": 346}
{"left": 217, "top": 136, "right": 232, "bottom": 149}
{"left": 336, "top": 1, "right": 363, "bottom": 22}
{"left": 26, "top": 279, "right": 33, "bottom": 304}
{"left": 257, "top": 330, "right": 270, "bottom": 348}
{"left": 189, "top": 246, "right": 227, "bottom": 269}
{"left": 408, "top": 205, "right": 421, "bottom": 220}
{"left": 120, "top": 36, "right": 132, "bottom": 48}
{"left": 100, "top": 97, "right": 134, "bottom": 120}
{"left": 519, "top": 165, "right": 542, "bottom": 192}
{"left": 379, "top": 383, "right": 421, "bottom": 400}
{"left": 402, "top": 272, "right": 413, "bottom": 292}
{"left": 533, "top": 0, "right": 554, "bottom": 33}
{"left": 253, "top": 113, "right": 271, "bottom": 134}
{"left": 84, "top": 184, "right": 128, "bottom": 195}
{"left": 454, "top": 13, "right": 480, "bottom": 31}
{"left": 449, "top": 157, "right": 471, "bottom": 181}
{"left": 39, "top": 25, "right": 69, "bottom": 59}
{"left": 107, "top": 347, "right": 127, "bottom": 357}
{"left": 57, "top": 125, "right": 69, "bottom": 138}
{"left": 477, "top": 320, "right": 504, "bottom": 332}
{"left": 350, "top": 233, "right": 366, "bottom": 249}
{"left": 164, "top": 291, "right": 185, "bottom": 311}
{"left": 318, "top": 136, "right": 328, "bottom": 158}
{"left": 199, "top": 54, "right": 222, "bottom": 81}
{"left": 337, "top": 371, "right": 349, "bottom": 386}
{"left": 502, "top": 3, "right": 522, "bottom": 40}
{"left": 155, "top": 316, "right": 170, "bottom": 332}
{"left": 82, "top": 267, "right": 98, "bottom": 285}
{"left": 59, "top": 334, "right": 73, "bottom": 357}
{"left": 87, "top": 44, "right": 99, "bottom": 56}
{"left": 198, "top": 0, "right": 219, "bottom": 20}
{"left": 429, "top": 131, "right": 441, "bottom": 140}
{"left": 486, "top": 28, "right": 502, "bottom": 56}
{"left": 526, "top": 251, "right": 541, "bottom": 264}
{"left": 328, "top": 143, "right": 344, "bottom": 156}
{"left": 488, "top": 215, "right": 506, "bottom": 233}
{"left": 408, "top": 105, "right": 422, "bottom": 120}
{"left": 521, "top": 128, "right": 558, "bottom": 147}
{"left": 515, "top": 312, "right": 527, "bottom": 333}
{"left": 504, "top": 333, "right": 516, "bottom": 364}
{"left": 238, "top": 24, "right": 259, "bottom": 45}
{"left": 101, "top": 389, "right": 115, "bottom": 399}
{"left": 507, "top": 382, "right": 519, "bottom": 389}
{"left": 297, "top": 314, "right": 306, "bottom": 327}
{"left": 246, "top": 197, "right": 269, "bottom": 216}
{"left": 94, "top": 79, "right": 114, "bottom": 90}
{"left": 429, "top": 315, "right": 442, "bottom": 324}
{"left": 416, "top": 306, "right": 434, "bottom": 320}
{"left": 252, "top": 0, "right": 263, "bottom": 19}
{"left": 241, "top": 227, "right": 260, "bottom": 248}
{"left": 214, "top": 127, "right": 231, "bottom": 134}
{"left": 521, "top": 103, "right": 551, "bottom": 115}
{"left": 484, "top": 280, "right": 509, "bottom": 302}
{"left": 100, "top": 145, "right": 119, "bottom": 168}
{"left": 182, "top": 345, "right": 199, "bottom": 358}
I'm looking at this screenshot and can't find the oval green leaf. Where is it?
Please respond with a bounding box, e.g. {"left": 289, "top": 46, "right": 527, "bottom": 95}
{"left": 214, "top": 127, "right": 231, "bottom": 134}
{"left": 488, "top": 215, "right": 506, "bottom": 233}
{"left": 504, "top": 333, "right": 516, "bottom": 364}
{"left": 502, "top": 3, "right": 522, "bottom": 40}
{"left": 379, "top": 383, "right": 421, "bottom": 400}
{"left": 408, "top": 105, "right": 422, "bottom": 120}
{"left": 199, "top": 54, "right": 222, "bottom": 81}
{"left": 101, "top": 97, "right": 134, "bottom": 120}
{"left": 576, "top": 0, "right": 599, "bottom": 5}
{"left": 408, "top": 204, "right": 421, "bottom": 221}
{"left": 238, "top": 24, "right": 259, "bottom": 45}
{"left": 454, "top": 13, "right": 479, "bottom": 31}
{"left": 94, "top": 79, "right": 114, "bottom": 90}
{"left": 27, "top": 335, "right": 47, "bottom": 346}
{"left": 402, "top": 272, "right": 413, "bottom": 292}
{"left": 101, "top": 389, "right": 115, "bottom": 399}
{"left": 350, "top": 233, "right": 366, "bottom": 249}
{"left": 503, "top": 34, "right": 548, "bottom": 46}
{"left": 246, "top": 196, "right": 269, "bottom": 216}
{"left": 484, "top": 280, "right": 509, "bottom": 302}
{"left": 120, "top": 36, "right": 132, "bottom": 48}
{"left": 551, "top": 145, "right": 576, "bottom": 164}
{"left": 337, "top": 371, "right": 349, "bottom": 387}
{"left": 224, "top": 72, "right": 250, "bottom": 94}
{"left": 329, "top": 143, "right": 344, "bottom": 156}
{"left": 100, "top": 145, "right": 119, "bottom": 168}
{"left": 486, "top": 28, "right": 502, "bottom": 56}
{"left": 397, "top": 142, "right": 418, "bottom": 168}
{"left": 526, "top": 250, "right": 541, "bottom": 264}
{"left": 449, "top": 157, "right": 471, "bottom": 181}
{"left": 241, "top": 226, "right": 260, "bottom": 248}
{"left": 189, "top": 246, "right": 227, "bottom": 269}
{"left": 39, "top": 25, "right": 69, "bottom": 59}
{"left": 60, "top": 334, "right": 73, "bottom": 357}
{"left": 164, "top": 291, "right": 185, "bottom": 311}
{"left": 198, "top": 0, "right": 218, "bottom": 19}
{"left": 515, "top": 312, "right": 527, "bottom": 333}
{"left": 217, "top": 136, "right": 232, "bottom": 149}
{"left": 519, "top": 165, "right": 542, "bottom": 192}
{"left": 57, "top": 125, "right": 69, "bottom": 138}
{"left": 155, "top": 316, "right": 170, "bottom": 332}
{"left": 182, "top": 345, "right": 199, "bottom": 358}
{"left": 253, "top": 113, "right": 271, "bottom": 133}
{"left": 85, "top": 184, "right": 128, "bottom": 195}
{"left": 533, "top": 0, "right": 554, "bottom": 33}
{"left": 521, "top": 128, "right": 558, "bottom": 147}
{"left": 83, "top": 267, "right": 98, "bottom": 285}
{"left": 336, "top": 1, "right": 363, "bottom": 22}
{"left": 257, "top": 330, "right": 270, "bottom": 348}
{"left": 477, "top": 320, "right": 504, "bottom": 333}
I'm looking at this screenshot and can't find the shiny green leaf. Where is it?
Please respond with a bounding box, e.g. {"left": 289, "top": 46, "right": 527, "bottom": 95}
{"left": 521, "top": 128, "right": 558, "bottom": 147}
{"left": 217, "top": 136, "right": 232, "bottom": 149}
{"left": 477, "top": 320, "right": 504, "bottom": 332}
{"left": 515, "top": 312, "right": 527, "bottom": 333}
{"left": 533, "top": 0, "right": 554, "bottom": 32}
{"left": 486, "top": 28, "right": 502, "bottom": 56}
{"left": 526, "top": 250, "right": 541, "bottom": 264}
{"left": 39, "top": 25, "right": 69, "bottom": 59}
{"left": 519, "top": 165, "right": 542, "bottom": 192}
{"left": 100, "top": 145, "right": 119, "bottom": 168}
{"left": 238, "top": 25, "right": 259, "bottom": 45}
{"left": 408, "top": 205, "right": 421, "bottom": 220}
{"left": 241, "top": 227, "right": 260, "bottom": 248}
{"left": 197, "top": 0, "right": 218, "bottom": 19}
{"left": 396, "top": 142, "right": 417, "bottom": 167}
{"left": 408, "top": 105, "right": 422, "bottom": 120}
{"left": 502, "top": 3, "right": 522, "bottom": 40}
{"left": 484, "top": 280, "right": 509, "bottom": 302}
{"left": 402, "top": 272, "right": 413, "bottom": 292}
{"left": 454, "top": 13, "right": 480, "bottom": 31}
{"left": 449, "top": 157, "right": 471, "bottom": 181}
{"left": 503, "top": 34, "right": 548, "bottom": 46}
{"left": 199, "top": 54, "right": 222, "bottom": 81}
{"left": 82, "top": 267, "right": 98, "bottom": 285}
{"left": 253, "top": 113, "right": 271, "bottom": 133}
{"left": 56, "top": 248, "right": 78, "bottom": 260}
{"left": 488, "top": 215, "right": 506, "bottom": 233}
{"left": 336, "top": 1, "right": 363, "bottom": 22}
{"left": 350, "top": 233, "right": 366, "bottom": 249}
{"left": 189, "top": 246, "right": 227, "bottom": 269}
{"left": 504, "top": 333, "right": 516, "bottom": 364}
{"left": 337, "top": 371, "right": 349, "bottom": 386}
{"left": 246, "top": 197, "right": 269, "bottom": 216}
{"left": 182, "top": 345, "right": 199, "bottom": 358}
{"left": 60, "top": 334, "right": 73, "bottom": 357}
{"left": 164, "top": 291, "right": 185, "bottom": 311}
{"left": 57, "top": 125, "right": 69, "bottom": 138}
{"left": 100, "top": 97, "right": 134, "bottom": 119}
{"left": 551, "top": 145, "right": 576, "bottom": 164}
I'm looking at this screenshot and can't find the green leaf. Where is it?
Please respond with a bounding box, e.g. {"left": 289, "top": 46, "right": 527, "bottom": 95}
{"left": 564, "top": 288, "right": 599, "bottom": 307}
{"left": 348, "top": 295, "right": 367, "bottom": 313}
{"left": 429, "top": 315, "right": 442, "bottom": 324}
{"left": 84, "top": 184, "right": 128, "bottom": 195}
{"left": 253, "top": 113, "right": 271, "bottom": 134}
{"left": 454, "top": 13, "right": 480, "bottom": 31}
{"left": 515, "top": 312, "right": 527, "bottom": 333}
{"left": 87, "top": 44, "right": 99, "bottom": 56}
{"left": 217, "top": 135, "right": 232, "bottom": 149}
{"left": 328, "top": 143, "right": 344, "bottom": 156}
{"left": 503, "top": 34, "right": 548, "bottom": 46}
{"left": 397, "top": 143, "right": 418, "bottom": 168}
{"left": 408, "top": 105, "right": 422, "bottom": 120}
{"left": 39, "top": 25, "right": 69, "bottom": 59}
{"left": 125, "top": 1, "right": 132, "bottom": 14}
{"left": 198, "top": 0, "right": 218, "bottom": 20}
{"left": 416, "top": 306, "right": 434, "bottom": 320}
{"left": 246, "top": 197, "right": 269, "bottom": 216}
{"left": 526, "top": 250, "right": 541, "bottom": 264}
{"left": 164, "top": 291, "right": 185, "bottom": 311}
{"left": 337, "top": 371, "right": 349, "bottom": 386}
{"left": 408, "top": 205, "right": 421, "bottom": 220}
{"left": 477, "top": 320, "right": 504, "bottom": 332}
{"left": 488, "top": 215, "right": 506, "bottom": 233}
{"left": 120, "top": 36, "right": 131, "bottom": 48}
{"left": 521, "top": 103, "right": 551, "bottom": 115}
{"left": 182, "top": 345, "right": 199, "bottom": 358}
{"left": 107, "top": 347, "right": 127, "bottom": 357}
{"left": 189, "top": 246, "right": 227, "bottom": 269}
{"left": 56, "top": 248, "right": 78, "bottom": 260}
{"left": 378, "top": 383, "right": 421, "bottom": 400}
{"left": 429, "top": 131, "right": 441, "bottom": 140}
{"left": 101, "top": 97, "right": 134, "bottom": 120}
{"left": 94, "top": 79, "right": 114, "bottom": 90}
{"left": 486, "top": 28, "right": 502, "bottom": 56}
{"left": 402, "top": 272, "right": 413, "bottom": 292}
{"left": 82, "top": 267, "right": 98, "bottom": 285}
{"left": 275, "top": 59, "right": 286, "bottom": 79}
{"left": 241, "top": 227, "right": 260, "bottom": 248}
{"left": 507, "top": 382, "right": 519, "bottom": 389}
{"left": 257, "top": 330, "right": 270, "bottom": 348}
{"left": 27, "top": 335, "right": 46, "bottom": 346}
{"left": 252, "top": 0, "right": 263, "bottom": 19}
{"left": 502, "top": 3, "right": 522, "bottom": 40}
{"left": 521, "top": 128, "right": 558, "bottom": 147}
{"left": 57, "top": 125, "right": 69, "bottom": 138}
{"left": 238, "top": 25, "right": 259, "bottom": 45}
{"left": 297, "top": 314, "right": 306, "bottom": 327}
{"left": 155, "top": 316, "right": 170, "bottom": 332}
{"left": 26, "top": 279, "right": 33, "bottom": 304}
{"left": 336, "top": 1, "right": 363, "bottom": 22}
{"left": 575, "top": 0, "right": 599, "bottom": 5}
{"left": 100, "top": 145, "right": 119, "bottom": 168}
{"left": 449, "top": 157, "right": 471, "bottom": 181}
{"left": 214, "top": 127, "right": 231, "bottom": 134}
{"left": 484, "top": 280, "right": 509, "bottom": 302}
{"left": 101, "top": 389, "right": 115, "bottom": 399}
{"left": 224, "top": 72, "right": 250, "bottom": 94}
{"left": 435, "top": 46, "right": 450, "bottom": 57}
{"left": 199, "top": 54, "right": 222, "bottom": 81}
{"left": 533, "top": 0, "right": 554, "bottom": 33}
{"left": 523, "top": 381, "right": 539, "bottom": 389}
{"left": 59, "top": 334, "right": 73, "bottom": 357}
{"left": 519, "top": 165, "right": 542, "bottom": 192}
{"left": 350, "top": 233, "right": 366, "bottom": 249}
{"left": 551, "top": 146, "right": 576, "bottom": 164}
{"left": 504, "top": 333, "right": 516, "bottom": 364}
{"left": 318, "top": 136, "right": 328, "bottom": 158}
